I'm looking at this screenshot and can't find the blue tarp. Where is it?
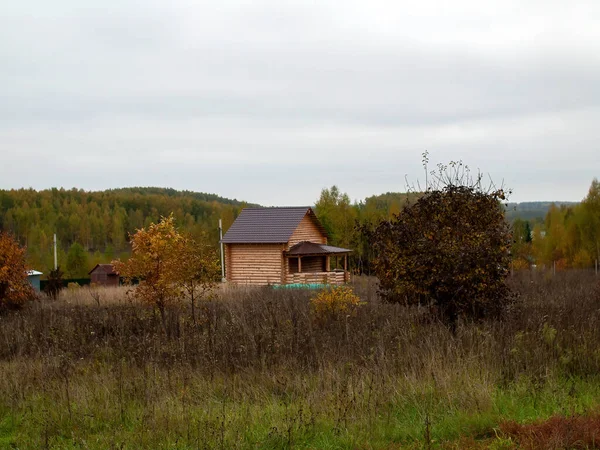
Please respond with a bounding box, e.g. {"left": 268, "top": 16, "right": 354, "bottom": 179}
{"left": 271, "top": 283, "right": 328, "bottom": 290}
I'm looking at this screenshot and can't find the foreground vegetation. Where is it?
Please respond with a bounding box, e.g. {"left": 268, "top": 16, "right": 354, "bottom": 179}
{"left": 1, "top": 272, "right": 600, "bottom": 448}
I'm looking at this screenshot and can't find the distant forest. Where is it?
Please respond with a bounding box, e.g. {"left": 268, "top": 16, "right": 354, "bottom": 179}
{"left": 1, "top": 182, "right": 598, "bottom": 278}
{"left": 314, "top": 182, "right": 599, "bottom": 272}
{"left": 504, "top": 201, "right": 579, "bottom": 222}
{"left": 0, "top": 187, "right": 251, "bottom": 277}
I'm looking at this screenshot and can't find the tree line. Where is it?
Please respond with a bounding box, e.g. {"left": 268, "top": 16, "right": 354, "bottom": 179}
{"left": 314, "top": 179, "right": 600, "bottom": 272}
{"left": 0, "top": 185, "right": 415, "bottom": 278}
{"left": 516, "top": 179, "right": 600, "bottom": 269}
{"left": 0, "top": 187, "right": 248, "bottom": 277}
{"left": 1, "top": 179, "right": 598, "bottom": 279}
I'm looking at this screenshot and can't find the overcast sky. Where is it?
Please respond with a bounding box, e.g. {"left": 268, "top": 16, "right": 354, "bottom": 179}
{"left": 1, "top": 0, "right": 599, "bottom": 205}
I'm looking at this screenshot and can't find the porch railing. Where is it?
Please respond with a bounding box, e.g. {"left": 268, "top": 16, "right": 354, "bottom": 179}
{"left": 286, "top": 271, "right": 348, "bottom": 285}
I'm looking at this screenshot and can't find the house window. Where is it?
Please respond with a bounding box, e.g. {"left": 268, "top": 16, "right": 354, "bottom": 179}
{"left": 289, "top": 258, "right": 299, "bottom": 274}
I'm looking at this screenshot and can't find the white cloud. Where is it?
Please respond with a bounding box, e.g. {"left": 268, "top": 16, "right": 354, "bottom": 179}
{"left": 1, "top": 0, "right": 598, "bottom": 204}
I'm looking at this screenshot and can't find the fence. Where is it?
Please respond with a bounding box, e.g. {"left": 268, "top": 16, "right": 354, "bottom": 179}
{"left": 511, "top": 260, "right": 599, "bottom": 277}
{"left": 40, "top": 278, "right": 92, "bottom": 291}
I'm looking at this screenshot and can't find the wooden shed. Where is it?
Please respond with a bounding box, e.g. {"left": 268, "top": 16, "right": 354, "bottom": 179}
{"left": 222, "top": 207, "right": 351, "bottom": 286}
{"left": 88, "top": 264, "right": 119, "bottom": 287}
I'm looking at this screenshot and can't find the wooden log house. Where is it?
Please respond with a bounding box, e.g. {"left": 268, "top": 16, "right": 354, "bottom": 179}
{"left": 221, "top": 207, "right": 351, "bottom": 286}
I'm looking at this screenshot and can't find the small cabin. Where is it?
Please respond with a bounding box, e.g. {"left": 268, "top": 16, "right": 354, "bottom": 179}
{"left": 27, "top": 270, "right": 43, "bottom": 292}
{"left": 222, "top": 207, "right": 351, "bottom": 286}
{"left": 89, "top": 264, "right": 119, "bottom": 287}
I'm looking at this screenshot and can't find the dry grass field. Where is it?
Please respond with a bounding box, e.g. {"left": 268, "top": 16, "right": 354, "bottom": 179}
{"left": 1, "top": 272, "right": 600, "bottom": 448}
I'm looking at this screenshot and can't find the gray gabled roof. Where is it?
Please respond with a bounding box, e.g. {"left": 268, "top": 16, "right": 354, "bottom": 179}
{"left": 222, "top": 207, "right": 327, "bottom": 244}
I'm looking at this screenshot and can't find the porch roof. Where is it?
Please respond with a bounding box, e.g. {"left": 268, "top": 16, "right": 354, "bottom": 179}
{"left": 286, "top": 241, "right": 351, "bottom": 257}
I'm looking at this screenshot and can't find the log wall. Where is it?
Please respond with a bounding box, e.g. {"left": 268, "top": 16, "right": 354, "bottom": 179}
{"left": 225, "top": 243, "right": 284, "bottom": 285}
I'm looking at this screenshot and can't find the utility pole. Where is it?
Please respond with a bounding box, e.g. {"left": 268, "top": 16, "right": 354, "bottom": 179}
{"left": 219, "top": 219, "right": 226, "bottom": 282}
{"left": 53, "top": 233, "right": 57, "bottom": 270}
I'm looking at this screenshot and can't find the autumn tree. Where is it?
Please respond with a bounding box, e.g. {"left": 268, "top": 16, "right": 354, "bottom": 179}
{"left": 365, "top": 162, "right": 513, "bottom": 326}
{"left": 0, "top": 232, "right": 35, "bottom": 311}
{"left": 581, "top": 179, "right": 600, "bottom": 264}
{"left": 113, "top": 215, "right": 186, "bottom": 332}
{"left": 511, "top": 219, "right": 533, "bottom": 268}
{"left": 113, "top": 215, "right": 218, "bottom": 332}
{"left": 177, "top": 234, "right": 220, "bottom": 323}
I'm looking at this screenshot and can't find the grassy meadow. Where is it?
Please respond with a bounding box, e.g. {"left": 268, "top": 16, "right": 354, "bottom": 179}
{"left": 1, "top": 272, "right": 600, "bottom": 448}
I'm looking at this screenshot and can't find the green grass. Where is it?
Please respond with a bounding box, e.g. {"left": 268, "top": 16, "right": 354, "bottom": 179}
{"left": 2, "top": 365, "right": 600, "bottom": 449}
{"left": 0, "top": 409, "right": 17, "bottom": 449}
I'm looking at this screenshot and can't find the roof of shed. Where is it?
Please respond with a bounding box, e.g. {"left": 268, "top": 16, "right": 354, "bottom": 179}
{"left": 286, "top": 241, "right": 352, "bottom": 256}
{"left": 88, "top": 264, "right": 118, "bottom": 275}
{"left": 221, "top": 207, "right": 327, "bottom": 244}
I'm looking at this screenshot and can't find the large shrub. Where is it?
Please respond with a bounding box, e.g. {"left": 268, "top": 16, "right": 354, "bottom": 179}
{"left": 0, "top": 231, "right": 35, "bottom": 312}
{"left": 366, "top": 167, "right": 512, "bottom": 325}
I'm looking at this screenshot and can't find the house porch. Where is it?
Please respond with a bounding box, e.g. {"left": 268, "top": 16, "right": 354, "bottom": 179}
{"left": 285, "top": 241, "right": 351, "bottom": 285}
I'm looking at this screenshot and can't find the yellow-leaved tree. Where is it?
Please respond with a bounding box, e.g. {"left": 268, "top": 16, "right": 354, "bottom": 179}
{"left": 113, "top": 215, "right": 218, "bottom": 332}
{"left": 177, "top": 233, "right": 220, "bottom": 324}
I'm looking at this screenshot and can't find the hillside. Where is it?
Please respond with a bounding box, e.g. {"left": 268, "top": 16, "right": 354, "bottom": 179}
{"left": 0, "top": 187, "right": 253, "bottom": 275}
{"left": 357, "top": 192, "right": 577, "bottom": 223}
{"left": 504, "top": 201, "right": 579, "bottom": 222}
